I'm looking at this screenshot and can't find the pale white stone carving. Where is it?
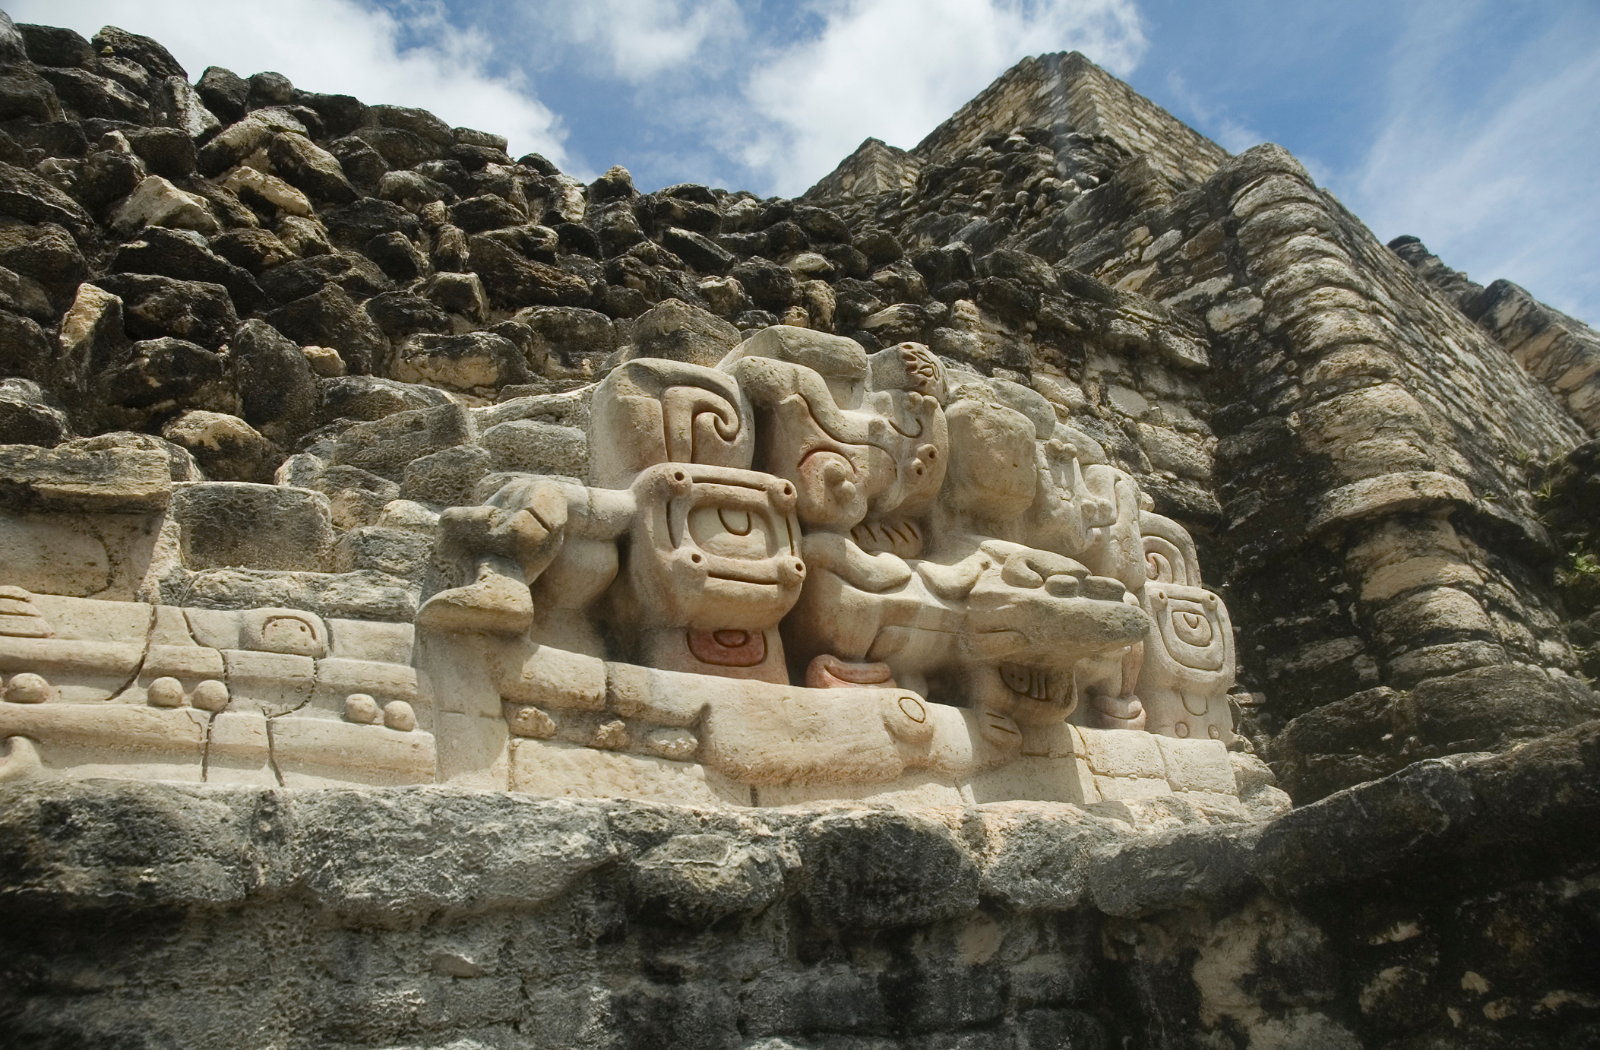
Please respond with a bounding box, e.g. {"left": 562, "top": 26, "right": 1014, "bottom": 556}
{"left": 0, "top": 326, "right": 1248, "bottom": 811}
{"left": 0, "top": 591, "right": 431, "bottom": 787}
{"left": 415, "top": 327, "right": 1239, "bottom": 800}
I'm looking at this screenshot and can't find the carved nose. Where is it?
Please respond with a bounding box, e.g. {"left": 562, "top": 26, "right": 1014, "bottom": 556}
{"left": 1082, "top": 575, "right": 1127, "bottom": 601}
{"left": 1045, "top": 574, "right": 1080, "bottom": 597}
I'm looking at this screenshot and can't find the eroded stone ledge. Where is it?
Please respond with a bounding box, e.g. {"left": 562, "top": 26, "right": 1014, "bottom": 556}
{"left": 2, "top": 721, "right": 1597, "bottom": 1049}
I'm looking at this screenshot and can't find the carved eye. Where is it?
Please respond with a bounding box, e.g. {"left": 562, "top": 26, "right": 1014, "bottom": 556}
{"left": 688, "top": 504, "right": 772, "bottom": 560}
{"left": 1170, "top": 606, "right": 1214, "bottom": 647}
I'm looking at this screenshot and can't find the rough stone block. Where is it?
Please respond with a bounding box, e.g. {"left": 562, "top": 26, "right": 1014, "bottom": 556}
{"left": 315, "top": 464, "right": 400, "bottom": 530}
{"left": 1153, "top": 735, "right": 1236, "bottom": 794}
{"left": 394, "top": 331, "right": 528, "bottom": 392}
{"left": 221, "top": 648, "right": 314, "bottom": 711}
{"left": 1307, "top": 471, "right": 1473, "bottom": 534}
{"left": 1077, "top": 726, "right": 1165, "bottom": 779}
{"left": 329, "top": 525, "right": 434, "bottom": 578}
{"left": 270, "top": 717, "right": 437, "bottom": 786}
{"left": 1093, "top": 775, "right": 1173, "bottom": 802}
{"left": 1405, "top": 664, "right": 1600, "bottom": 754}
{"left": 0, "top": 512, "right": 111, "bottom": 596}
{"left": 331, "top": 402, "right": 473, "bottom": 481}
{"left": 0, "top": 445, "right": 170, "bottom": 512}
{"left": 627, "top": 832, "right": 785, "bottom": 926}
{"left": 627, "top": 297, "right": 742, "bottom": 367}
{"left": 318, "top": 375, "right": 452, "bottom": 424}
{"left": 966, "top": 755, "right": 1095, "bottom": 805}
{"left": 507, "top": 738, "right": 750, "bottom": 807}
{"left": 174, "top": 568, "right": 416, "bottom": 622}
{"left": 0, "top": 379, "right": 70, "bottom": 447}
{"left": 480, "top": 419, "right": 588, "bottom": 477}
{"left": 327, "top": 618, "right": 415, "bottom": 664}
{"left": 797, "top": 811, "right": 980, "bottom": 930}
{"left": 169, "top": 482, "right": 333, "bottom": 571}
{"left": 400, "top": 444, "right": 491, "bottom": 507}
{"left": 161, "top": 412, "right": 280, "bottom": 484}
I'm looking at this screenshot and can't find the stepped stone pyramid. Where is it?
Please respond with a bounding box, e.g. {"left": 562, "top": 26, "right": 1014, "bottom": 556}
{"left": 808, "top": 51, "right": 1227, "bottom": 201}
{"left": 1, "top": 17, "right": 1598, "bottom": 1050}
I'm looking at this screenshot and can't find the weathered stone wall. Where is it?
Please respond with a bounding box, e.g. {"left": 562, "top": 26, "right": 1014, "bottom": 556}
{"left": 910, "top": 53, "right": 1228, "bottom": 193}
{"left": 1539, "top": 437, "right": 1600, "bottom": 684}
{"left": 4, "top": 720, "right": 1597, "bottom": 1050}
{"left": 1058, "top": 145, "right": 1596, "bottom": 799}
{"left": 1393, "top": 237, "right": 1600, "bottom": 435}
{"left": 803, "top": 138, "right": 921, "bottom": 205}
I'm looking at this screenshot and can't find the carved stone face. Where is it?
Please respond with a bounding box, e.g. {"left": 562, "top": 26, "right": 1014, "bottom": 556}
{"left": 626, "top": 462, "right": 806, "bottom": 630}
{"left": 1025, "top": 438, "right": 1113, "bottom": 558}
{"left": 1136, "top": 578, "right": 1237, "bottom": 741}
{"left": 868, "top": 343, "right": 945, "bottom": 399}
{"left": 1079, "top": 465, "right": 1148, "bottom": 592}
{"left": 731, "top": 357, "right": 873, "bottom": 530}
{"left": 1145, "top": 585, "right": 1230, "bottom": 677}
{"left": 943, "top": 400, "right": 1038, "bottom": 523}
{"left": 860, "top": 389, "right": 948, "bottom": 520}
{"left": 263, "top": 616, "right": 317, "bottom": 652}
{"left": 1140, "top": 510, "right": 1202, "bottom": 588}
{"left": 962, "top": 553, "right": 1150, "bottom": 670}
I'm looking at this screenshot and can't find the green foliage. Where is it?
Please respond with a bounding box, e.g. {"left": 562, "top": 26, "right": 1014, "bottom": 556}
{"left": 1556, "top": 547, "right": 1600, "bottom": 606}
{"left": 1568, "top": 548, "right": 1600, "bottom": 578}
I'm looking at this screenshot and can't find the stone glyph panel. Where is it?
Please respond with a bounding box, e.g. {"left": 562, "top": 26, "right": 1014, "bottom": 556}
{"left": 0, "top": 588, "right": 431, "bottom": 787}
{"left": 1, "top": 327, "right": 1252, "bottom": 814}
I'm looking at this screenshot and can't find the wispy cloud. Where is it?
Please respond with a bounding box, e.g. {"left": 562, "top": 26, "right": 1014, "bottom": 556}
{"left": 564, "top": 0, "right": 746, "bottom": 82}
{"left": 10, "top": 0, "right": 570, "bottom": 164}
{"left": 1337, "top": 1, "right": 1600, "bottom": 324}
{"left": 1163, "top": 71, "right": 1260, "bottom": 155}
{"left": 737, "top": 0, "right": 1147, "bottom": 196}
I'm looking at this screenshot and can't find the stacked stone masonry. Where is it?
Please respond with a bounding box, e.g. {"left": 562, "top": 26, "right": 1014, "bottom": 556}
{"left": 0, "top": 12, "right": 1597, "bottom": 1050}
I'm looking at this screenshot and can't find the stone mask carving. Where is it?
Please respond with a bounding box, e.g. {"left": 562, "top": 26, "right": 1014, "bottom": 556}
{"left": 0, "top": 326, "right": 1240, "bottom": 806}
{"left": 418, "top": 327, "right": 1238, "bottom": 797}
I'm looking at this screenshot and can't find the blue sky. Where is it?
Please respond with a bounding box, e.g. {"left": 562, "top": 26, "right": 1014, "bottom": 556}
{"left": 13, "top": 0, "right": 1600, "bottom": 324}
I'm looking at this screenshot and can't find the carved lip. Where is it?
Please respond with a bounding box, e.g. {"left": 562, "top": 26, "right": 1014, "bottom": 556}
{"left": 697, "top": 553, "right": 804, "bottom": 586}
{"left": 688, "top": 628, "right": 767, "bottom": 667}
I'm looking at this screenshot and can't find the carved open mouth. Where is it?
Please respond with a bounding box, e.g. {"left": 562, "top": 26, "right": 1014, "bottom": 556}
{"left": 999, "top": 664, "right": 1070, "bottom": 703}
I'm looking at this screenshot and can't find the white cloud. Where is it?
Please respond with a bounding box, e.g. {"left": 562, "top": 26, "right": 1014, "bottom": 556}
{"left": 738, "top": 0, "right": 1147, "bottom": 196}
{"left": 565, "top": 0, "right": 745, "bottom": 82}
{"left": 8, "top": 0, "right": 570, "bottom": 165}
{"left": 1338, "top": 3, "right": 1600, "bottom": 324}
